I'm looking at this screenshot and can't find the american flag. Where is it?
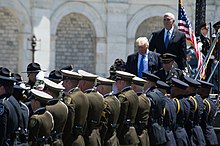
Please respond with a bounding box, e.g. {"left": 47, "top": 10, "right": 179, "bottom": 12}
{"left": 178, "top": 0, "right": 205, "bottom": 79}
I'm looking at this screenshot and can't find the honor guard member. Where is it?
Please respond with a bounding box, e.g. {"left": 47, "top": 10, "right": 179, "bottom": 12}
{"left": 61, "top": 70, "right": 89, "bottom": 146}
{"left": 142, "top": 72, "right": 167, "bottom": 146}
{"left": 22, "top": 62, "right": 45, "bottom": 89}
{"left": 132, "top": 76, "right": 150, "bottom": 146}
{"left": 114, "top": 71, "right": 139, "bottom": 146}
{"left": 78, "top": 70, "right": 104, "bottom": 146}
{"left": 46, "top": 70, "right": 63, "bottom": 84}
{"left": 156, "top": 80, "right": 177, "bottom": 146}
{"left": 13, "top": 82, "right": 30, "bottom": 145}
{"left": 155, "top": 53, "right": 183, "bottom": 85}
{"left": 28, "top": 89, "right": 54, "bottom": 146}
{"left": 96, "top": 76, "right": 120, "bottom": 146}
{"left": 183, "top": 76, "right": 206, "bottom": 146}
{"left": 198, "top": 23, "right": 211, "bottom": 56}
{"left": 43, "top": 78, "right": 68, "bottom": 146}
{"left": 0, "top": 67, "right": 24, "bottom": 145}
{"left": 197, "top": 80, "right": 218, "bottom": 146}
{"left": 170, "top": 78, "right": 190, "bottom": 146}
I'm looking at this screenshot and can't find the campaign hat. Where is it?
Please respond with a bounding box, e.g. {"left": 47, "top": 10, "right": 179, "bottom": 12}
{"left": 213, "top": 21, "right": 220, "bottom": 29}
{"left": 0, "top": 67, "right": 16, "bottom": 85}
{"left": 46, "top": 70, "right": 63, "bottom": 81}
{"left": 23, "top": 62, "right": 45, "bottom": 73}
{"left": 199, "top": 22, "right": 208, "bottom": 29}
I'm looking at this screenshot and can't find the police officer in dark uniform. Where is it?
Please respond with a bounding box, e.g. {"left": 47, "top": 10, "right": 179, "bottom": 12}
{"left": 46, "top": 70, "right": 63, "bottom": 84}
{"left": 96, "top": 76, "right": 120, "bottom": 146}
{"left": 197, "top": 80, "right": 218, "bottom": 146}
{"left": 78, "top": 70, "right": 104, "bottom": 146}
{"left": 13, "top": 81, "right": 30, "bottom": 145}
{"left": 170, "top": 78, "right": 191, "bottom": 146}
{"left": 61, "top": 70, "right": 89, "bottom": 146}
{"left": 198, "top": 23, "right": 211, "bottom": 56}
{"left": 0, "top": 67, "right": 23, "bottom": 145}
{"left": 28, "top": 89, "right": 54, "bottom": 146}
{"left": 183, "top": 76, "right": 206, "bottom": 146}
{"left": 132, "top": 76, "right": 150, "bottom": 146}
{"left": 156, "top": 80, "right": 177, "bottom": 146}
{"left": 142, "top": 72, "right": 167, "bottom": 146}
{"left": 43, "top": 78, "right": 68, "bottom": 146}
{"left": 23, "top": 62, "right": 45, "bottom": 89}
{"left": 155, "top": 53, "right": 183, "bottom": 85}
{"left": 114, "top": 71, "right": 139, "bottom": 146}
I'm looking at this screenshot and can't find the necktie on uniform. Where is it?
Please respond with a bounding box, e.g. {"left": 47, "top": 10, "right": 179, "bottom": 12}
{"left": 165, "top": 30, "right": 170, "bottom": 48}
{"left": 138, "top": 55, "right": 145, "bottom": 77}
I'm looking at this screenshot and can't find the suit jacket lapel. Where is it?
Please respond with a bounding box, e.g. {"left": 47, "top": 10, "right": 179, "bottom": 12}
{"left": 169, "top": 28, "right": 177, "bottom": 45}
{"left": 134, "top": 52, "right": 139, "bottom": 74}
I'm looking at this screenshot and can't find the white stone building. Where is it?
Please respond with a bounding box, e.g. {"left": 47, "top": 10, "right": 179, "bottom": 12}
{"left": 0, "top": 0, "right": 219, "bottom": 79}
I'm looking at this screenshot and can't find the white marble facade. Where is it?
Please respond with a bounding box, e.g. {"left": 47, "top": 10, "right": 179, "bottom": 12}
{"left": 0, "top": 0, "right": 219, "bottom": 78}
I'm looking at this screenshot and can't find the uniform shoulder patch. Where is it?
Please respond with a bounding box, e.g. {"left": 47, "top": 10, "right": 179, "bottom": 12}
{"left": 29, "top": 118, "right": 38, "bottom": 128}
{"left": 118, "top": 94, "right": 126, "bottom": 103}
{"left": 0, "top": 104, "right": 5, "bottom": 115}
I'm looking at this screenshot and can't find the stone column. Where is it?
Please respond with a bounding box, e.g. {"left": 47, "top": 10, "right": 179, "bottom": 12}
{"left": 106, "top": 0, "right": 128, "bottom": 73}
{"left": 31, "top": 0, "right": 52, "bottom": 74}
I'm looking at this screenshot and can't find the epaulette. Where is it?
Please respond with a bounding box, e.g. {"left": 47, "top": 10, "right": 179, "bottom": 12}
{"left": 203, "top": 98, "right": 211, "bottom": 114}
{"left": 47, "top": 99, "right": 59, "bottom": 106}
{"left": 173, "top": 98, "right": 180, "bottom": 114}
{"left": 117, "top": 93, "right": 126, "bottom": 103}
{"left": 33, "top": 107, "right": 46, "bottom": 115}
{"left": 189, "top": 96, "right": 198, "bottom": 112}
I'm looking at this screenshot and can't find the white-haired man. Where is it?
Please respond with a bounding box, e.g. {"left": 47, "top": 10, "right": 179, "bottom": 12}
{"left": 149, "top": 12, "right": 187, "bottom": 70}
{"left": 126, "top": 36, "right": 161, "bottom": 77}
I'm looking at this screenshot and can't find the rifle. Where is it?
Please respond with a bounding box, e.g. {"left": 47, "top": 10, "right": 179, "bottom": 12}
{"left": 209, "top": 22, "right": 212, "bottom": 45}
{"left": 194, "top": 32, "right": 220, "bottom": 79}
{"left": 207, "top": 61, "right": 219, "bottom": 82}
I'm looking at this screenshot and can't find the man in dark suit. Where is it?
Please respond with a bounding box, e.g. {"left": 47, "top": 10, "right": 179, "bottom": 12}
{"left": 149, "top": 12, "right": 187, "bottom": 70}
{"left": 126, "top": 37, "right": 160, "bottom": 77}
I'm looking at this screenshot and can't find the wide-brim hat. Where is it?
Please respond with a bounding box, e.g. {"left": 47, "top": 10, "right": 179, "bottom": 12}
{"left": 132, "top": 76, "right": 147, "bottom": 86}
{"left": 0, "top": 67, "right": 16, "bottom": 84}
{"left": 115, "top": 71, "right": 135, "bottom": 81}
{"left": 213, "top": 21, "right": 220, "bottom": 29}
{"left": 61, "top": 70, "right": 82, "bottom": 80}
{"left": 97, "top": 76, "right": 115, "bottom": 86}
{"left": 22, "top": 62, "right": 46, "bottom": 73}
{"left": 78, "top": 70, "right": 98, "bottom": 82}
{"left": 46, "top": 70, "right": 63, "bottom": 81}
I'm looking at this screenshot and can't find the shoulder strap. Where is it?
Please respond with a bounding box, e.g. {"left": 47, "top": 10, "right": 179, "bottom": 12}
{"left": 189, "top": 96, "right": 198, "bottom": 112}
{"left": 173, "top": 98, "right": 180, "bottom": 114}
{"left": 203, "top": 98, "right": 211, "bottom": 114}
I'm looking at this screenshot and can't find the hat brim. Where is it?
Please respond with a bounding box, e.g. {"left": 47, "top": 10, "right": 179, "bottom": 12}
{"left": 0, "top": 75, "right": 16, "bottom": 82}
{"left": 21, "top": 70, "right": 46, "bottom": 73}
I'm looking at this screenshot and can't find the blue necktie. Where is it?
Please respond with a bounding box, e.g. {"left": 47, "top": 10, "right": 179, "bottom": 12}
{"left": 165, "top": 30, "right": 170, "bottom": 48}
{"left": 138, "top": 55, "right": 145, "bottom": 77}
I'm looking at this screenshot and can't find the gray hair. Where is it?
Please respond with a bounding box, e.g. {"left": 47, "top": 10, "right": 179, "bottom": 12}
{"left": 164, "top": 12, "right": 175, "bottom": 20}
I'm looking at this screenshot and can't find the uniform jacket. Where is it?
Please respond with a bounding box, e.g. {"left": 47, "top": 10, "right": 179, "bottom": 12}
{"left": 135, "top": 93, "right": 151, "bottom": 146}
{"left": 100, "top": 93, "right": 120, "bottom": 146}
{"left": 155, "top": 67, "right": 183, "bottom": 85}
{"left": 84, "top": 88, "right": 104, "bottom": 146}
{"left": 116, "top": 87, "right": 139, "bottom": 145}
{"left": 28, "top": 107, "right": 54, "bottom": 146}
{"left": 63, "top": 87, "right": 89, "bottom": 146}
{"left": 126, "top": 51, "right": 161, "bottom": 76}
{"left": 149, "top": 28, "right": 187, "bottom": 70}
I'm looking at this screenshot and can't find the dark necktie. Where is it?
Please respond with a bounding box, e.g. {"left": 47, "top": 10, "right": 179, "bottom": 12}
{"left": 165, "top": 30, "right": 170, "bottom": 48}
{"left": 138, "top": 55, "right": 145, "bottom": 77}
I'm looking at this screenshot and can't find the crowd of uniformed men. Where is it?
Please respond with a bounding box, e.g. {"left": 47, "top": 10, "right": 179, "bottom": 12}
{"left": 0, "top": 52, "right": 219, "bottom": 146}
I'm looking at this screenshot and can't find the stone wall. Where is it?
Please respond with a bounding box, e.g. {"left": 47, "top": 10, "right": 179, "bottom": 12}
{"left": 55, "top": 13, "right": 96, "bottom": 73}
